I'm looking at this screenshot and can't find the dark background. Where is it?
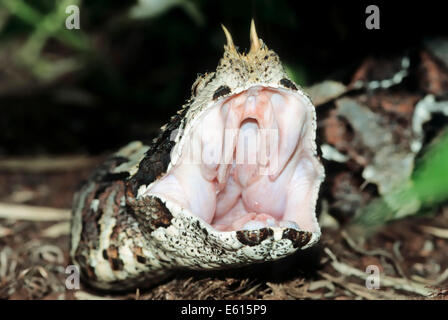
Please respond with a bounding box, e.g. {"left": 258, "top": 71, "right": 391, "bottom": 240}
{"left": 1, "top": 0, "right": 447, "bottom": 155}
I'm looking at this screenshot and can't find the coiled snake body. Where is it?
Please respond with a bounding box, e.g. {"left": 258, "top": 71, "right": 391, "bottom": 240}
{"left": 70, "top": 21, "right": 325, "bottom": 291}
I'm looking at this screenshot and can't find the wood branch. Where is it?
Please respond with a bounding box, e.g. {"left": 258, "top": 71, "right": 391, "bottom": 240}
{"left": 319, "top": 272, "right": 408, "bottom": 300}
{"left": 421, "top": 226, "right": 448, "bottom": 239}
{"left": 41, "top": 222, "right": 71, "bottom": 237}
{"left": 324, "top": 247, "right": 434, "bottom": 297}
{"left": 342, "top": 230, "right": 407, "bottom": 278}
{"left": 0, "top": 226, "right": 13, "bottom": 238}
{"left": 305, "top": 80, "right": 348, "bottom": 106}
{"left": 0, "top": 155, "right": 102, "bottom": 172}
{"left": 0, "top": 203, "right": 71, "bottom": 221}
{"left": 74, "top": 291, "right": 117, "bottom": 300}
{"left": 411, "top": 268, "right": 448, "bottom": 286}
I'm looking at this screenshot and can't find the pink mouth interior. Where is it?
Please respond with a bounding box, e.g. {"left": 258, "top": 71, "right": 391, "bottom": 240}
{"left": 144, "top": 86, "right": 322, "bottom": 233}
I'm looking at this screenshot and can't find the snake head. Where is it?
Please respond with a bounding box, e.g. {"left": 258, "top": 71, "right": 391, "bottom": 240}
{"left": 133, "top": 21, "right": 325, "bottom": 269}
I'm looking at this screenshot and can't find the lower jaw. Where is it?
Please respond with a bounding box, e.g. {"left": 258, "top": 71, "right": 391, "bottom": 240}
{"left": 212, "top": 211, "right": 301, "bottom": 232}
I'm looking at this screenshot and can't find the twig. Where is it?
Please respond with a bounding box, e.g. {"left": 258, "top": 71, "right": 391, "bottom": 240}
{"left": 0, "top": 226, "right": 13, "bottom": 238}
{"left": 411, "top": 268, "right": 448, "bottom": 286}
{"left": 306, "top": 80, "right": 348, "bottom": 106}
{"left": 341, "top": 230, "right": 407, "bottom": 278}
{"left": 308, "top": 279, "right": 336, "bottom": 298}
{"left": 40, "top": 222, "right": 71, "bottom": 238}
{"left": 392, "top": 241, "right": 404, "bottom": 261}
{"left": 0, "top": 203, "right": 71, "bottom": 221}
{"left": 240, "top": 282, "right": 262, "bottom": 296}
{"left": 421, "top": 226, "right": 448, "bottom": 239}
{"left": 0, "top": 155, "right": 101, "bottom": 172}
{"left": 74, "top": 291, "right": 117, "bottom": 300}
{"left": 319, "top": 272, "right": 408, "bottom": 300}
{"left": 324, "top": 247, "right": 434, "bottom": 297}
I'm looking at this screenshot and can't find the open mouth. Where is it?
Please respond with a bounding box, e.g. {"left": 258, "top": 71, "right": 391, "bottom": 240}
{"left": 142, "top": 86, "right": 324, "bottom": 234}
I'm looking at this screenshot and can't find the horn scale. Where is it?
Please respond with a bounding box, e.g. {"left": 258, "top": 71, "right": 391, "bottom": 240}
{"left": 221, "top": 19, "right": 262, "bottom": 55}
{"left": 249, "top": 19, "right": 261, "bottom": 54}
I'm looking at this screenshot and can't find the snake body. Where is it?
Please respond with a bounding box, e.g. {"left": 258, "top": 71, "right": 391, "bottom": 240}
{"left": 70, "top": 22, "right": 324, "bottom": 291}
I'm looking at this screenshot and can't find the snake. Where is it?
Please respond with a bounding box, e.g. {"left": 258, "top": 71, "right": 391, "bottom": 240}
{"left": 70, "top": 21, "right": 325, "bottom": 291}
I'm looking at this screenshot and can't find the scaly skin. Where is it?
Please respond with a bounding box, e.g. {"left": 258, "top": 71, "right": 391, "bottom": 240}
{"left": 70, "top": 21, "right": 324, "bottom": 291}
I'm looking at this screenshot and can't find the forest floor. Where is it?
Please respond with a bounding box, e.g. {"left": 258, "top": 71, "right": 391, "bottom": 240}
{"left": 0, "top": 159, "right": 447, "bottom": 300}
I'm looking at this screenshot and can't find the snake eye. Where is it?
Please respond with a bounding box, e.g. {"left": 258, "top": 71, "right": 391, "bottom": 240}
{"left": 279, "top": 78, "right": 298, "bottom": 91}
{"left": 212, "top": 85, "right": 231, "bottom": 100}
{"left": 191, "top": 72, "right": 215, "bottom": 97}
{"left": 191, "top": 75, "right": 204, "bottom": 97}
